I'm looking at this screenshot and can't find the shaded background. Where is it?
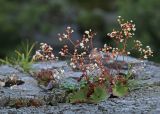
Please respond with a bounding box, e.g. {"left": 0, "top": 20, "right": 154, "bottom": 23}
{"left": 0, "top": 0, "right": 159, "bottom": 62}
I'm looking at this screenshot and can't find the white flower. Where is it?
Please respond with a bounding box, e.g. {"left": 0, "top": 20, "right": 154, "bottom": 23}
{"left": 59, "top": 51, "right": 65, "bottom": 56}
{"left": 127, "top": 52, "right": 131, "bottom": 55}
{"left": 120, "top": 39, "right": 124, "bottom": 42}
{"left": 85, "top": 31, "right": 89, "bottom": 34}
{"left": 59, "top": 37, "right": 62, "bottom": 41}
{"left": 144, "top": 55, "right": 148, "bottom": 59}
{"left": 85, "top": 38, "right": 89, "bottom": 42}
{"left": 132, "top": 27, "right": 136, "bottom": 31}
{"left": 48, "top": 46, "right": 53, "bottom": 51}
{"left": 146, "top": 46, "right": 150, "bottom": 48}
{"left": 63, "top": 34, "right": 68, "bottom": 39}
{"left": 67, "top": 26, "right": 71, "bottom": 29}
{"left": 82, "top": 52, "right": 86, "bottom": 55}
{"left": 51, "top": 54, "right": 55, "bottom": 58}
{"left": 71, "top": 29, "right": 74, "bottom": 33}
{"left": 55, "top": 57, "right": 59, "bottom": 60}
{"left": 127, "top": 27, "right": 131, "bottom": 31}
{"left": 94, "top": 63, "right": 98, "bottom": 68}
{"left": 35, "top": 51, "right": 41, "bottom": 55}
{"left": 45, "top": 55, "right": 49, "bottom": 58}
{"left": 80, "top": 42, "right": 84, "bottom": 48}
{"left": 70, "top": 62, "right": 76, "bottom": 68}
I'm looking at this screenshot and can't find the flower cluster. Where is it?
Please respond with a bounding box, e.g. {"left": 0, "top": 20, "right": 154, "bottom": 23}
{"left": 107, "top": 30, "right": 124, "bottom": 42}
{"left": 70, "top": 50, "right": 87, "bottom": 69}
{"left": 111, "top": 48, "right": 120, "bottom": 58}
{"left": 89, "top": 48, "right": 102, "bottom": 60}
{"left": 120, "top": 21, "right": 136, "bottom": 38}
{"left": 58, "top": 27, "right": 97, "bottom": 70}
{"left": 142, "top": 46, "right": 153, "bottom": 59}
{"left": 58, "top": 26, "right": 74, "bottom": 42}
{"left": 82, "top": 30, "right": 96, "bottom": 48}
{"left": 102, "top": 44, "right": 112, "bottom": 53}
{"left": 134, "top": 40, "right": 153, "bottom": 59}
{"left": 32, "top": 43, "right": 56, "bottom": 61}
{"left": 85, "top": 63, "right": 101, "bottom": 76}
{"left": 59, "top": 45, "right": 69, "bottom": 56}
{"left": 106, "top": 16, "right": 137, "bottom": 60}
{"left": 108, "top": 16, "right": 136, "bottom": 44}
{"left": 134, "top": 40, "right": 143, "bottom": 51}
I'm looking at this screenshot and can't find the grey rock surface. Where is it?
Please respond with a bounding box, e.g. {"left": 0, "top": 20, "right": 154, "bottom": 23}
{"left": 0, "top": 65, "right": 67, "bottom": 108}
{"left": 115, "top": 55, "right": 144, "bottom": 63}
{"left": 0, "top": 65, "right": 19, "bottom": 75}
{"left": 0, "top": 59, "right": 160, "bottom": 114}
{"left": 31, "top": 61, "right": 70, "bottom": 71}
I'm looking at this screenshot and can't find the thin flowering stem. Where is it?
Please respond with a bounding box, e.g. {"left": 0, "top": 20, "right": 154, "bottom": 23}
{"left": 69, "top": 39, "right": 76, "bottom": 47}
{"left": 90, "top": 37, "right": 94, "bottom": 49}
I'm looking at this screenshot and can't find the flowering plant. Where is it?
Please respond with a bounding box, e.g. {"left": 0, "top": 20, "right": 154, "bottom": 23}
{"left": 32, "top": 16, "right": 153, "bottom": 103}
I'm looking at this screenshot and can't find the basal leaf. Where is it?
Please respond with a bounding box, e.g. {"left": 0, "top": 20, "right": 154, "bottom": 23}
{"left": 69, "top": 86, "right": 88, "bottom": 103}
{"left": 90, "top": 85, "right": 109, "bottom": 103}
{"left": 112, "top": 82, "right": 128, "bottom": 97}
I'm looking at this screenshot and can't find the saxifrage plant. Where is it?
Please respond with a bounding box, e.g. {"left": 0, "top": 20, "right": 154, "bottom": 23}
{"left": 32, "top": 16, "right": 153, "bottom": 103}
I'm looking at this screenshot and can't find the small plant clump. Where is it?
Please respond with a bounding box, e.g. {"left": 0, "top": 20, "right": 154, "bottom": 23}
{"left": 31, "top": 16, "right": 154, "bottom": 103}
{"left": 0, "top": 42, "right": 35, "bottom": 72}
{"left": 9, "top": 99, "right": 43, "bottom": 109}
{"left": 34, "top": 68, "right": 64, "bottom": 89}
{"left": 0, "top": 74, "right": 24, "bottom": 87}
{"left": 34, "top": 69, "right": 55, "bottom": 86}
{"left": 5, "top": 74, "right": 25, "bottom": 87}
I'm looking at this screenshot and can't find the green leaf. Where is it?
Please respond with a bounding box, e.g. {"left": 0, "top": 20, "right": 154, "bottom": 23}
{"left": 112, "top": 82, "right": 128, "bottom": 97}
{"left": 69, "top": 86, "right": 88, "bottom": 103}
{"left": 90, "top": 85, "right": 109, "bottom": 103}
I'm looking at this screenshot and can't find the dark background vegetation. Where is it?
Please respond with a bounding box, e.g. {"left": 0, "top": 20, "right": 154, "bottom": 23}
{"left": 0, "top": 0, "right": 159, "bottom": 62}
